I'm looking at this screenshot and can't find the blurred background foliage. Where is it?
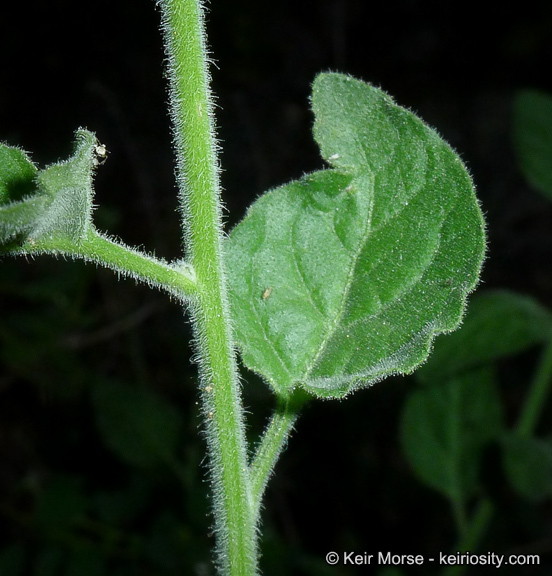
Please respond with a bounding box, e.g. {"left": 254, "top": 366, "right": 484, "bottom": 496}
{"left": 1, "top": 0, "right": 552, "bottom": 574}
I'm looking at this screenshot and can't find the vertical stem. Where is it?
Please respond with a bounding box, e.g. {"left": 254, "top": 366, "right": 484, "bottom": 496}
{"left": 450, "top": 498, "right": 468, "bottom": 541}
{"left": 516, "top": 337, "right": 552, "bottom": 438}
{"left": 159, "top": 1, "right": 256, "bottom": 575}
{"left": 441, "top": 499, "right": 494, "bottom": 576}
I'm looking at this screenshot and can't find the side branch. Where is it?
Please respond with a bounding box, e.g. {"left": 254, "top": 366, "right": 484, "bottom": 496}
{"left": 10, "top": 229, "right": 198, "bottom": 303}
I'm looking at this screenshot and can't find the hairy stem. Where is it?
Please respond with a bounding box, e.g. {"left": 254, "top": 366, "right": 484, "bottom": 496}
{"left": 14, "top": 229, "right": 197, "bottom": 302}
{"left": 159, "top": 0, "right": 256, "bottom": 574}
{"left": 250, "top": 391, "right": 306, "bottom": 521}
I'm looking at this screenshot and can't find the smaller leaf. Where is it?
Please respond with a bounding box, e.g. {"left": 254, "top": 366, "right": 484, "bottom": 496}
{"left": 0, "top": 143, "right": 43, "bottom": 243}
{"left": 0, "top": 195, "right": 50, "bottom": 244}
{"left": 0, "top": 129, "right": 99, "bottom": 248}
{"left": 0, "top": 143, "right": 37, "bottom": 204}
{"left": 401, "top": 367, "right": 503, "bottom": 502}
{"left": 92, "top": 379, "right": 182, "bottom": 468}
{"left": 32, "top": 128, "right": 98, "bottom": 242}
{"left": 512, "top": 89, "right": 552, "bottom": 199}
{"left": 417, "top": 290, "right": 552, "bottom": 385}
{"left": 502, "top": 433, "right": 552, "bottom": 502}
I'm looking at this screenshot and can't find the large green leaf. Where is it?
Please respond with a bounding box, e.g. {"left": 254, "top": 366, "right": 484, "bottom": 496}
{"left": 512, "top": 89, "right": 552, "bottom": 199}
{"left": 401, "top": 367, "right": 503, "bottom": 502}
{"left": 417, "top": 290, "right": 552, "bottom": 385}
{"left": 226, "top": 73, "right": 485, "bottom": 399}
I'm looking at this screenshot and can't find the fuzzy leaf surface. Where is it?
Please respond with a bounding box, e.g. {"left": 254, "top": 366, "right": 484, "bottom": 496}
{"left": 31, "top": 129, "right": 97, "bottom": 242}
{"left": 0, "top": 129, "right": 97, "bottom": 248}
{"left": 513, "top": 89, "right": 552, "bottom": 198}
{"left": 0, "top": 143, "right": 42, "bottom": 243}
{"left": 0, "top": 143, "right": 37, "bottom": 204}
{"left": 226, "top": 73, "right": 485, "bottom": 398}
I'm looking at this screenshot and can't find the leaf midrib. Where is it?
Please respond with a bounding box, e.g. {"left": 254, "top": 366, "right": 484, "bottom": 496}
{"left": 301, "top": 145, "right": 457, "bottom": 387}
{"left": 301, "top": 171, "right": 374, "bottom": 383}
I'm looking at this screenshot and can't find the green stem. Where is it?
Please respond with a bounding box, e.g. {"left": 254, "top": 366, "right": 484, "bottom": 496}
{"left": 16, "top": 229, "right": 197, "bottom": 301}
{"left": 159, "top": 1, "right": 256, "bottom": 575}
{"left": 450, "top": 497, "right": 468, "bottom": 542}
{"left": 516, "top": 336, "right": 552, "bottom": 437}
{"left": 442, "top": 337, "right": 552, "bottom": 576}
{"left": 250, "top": 391, "right": 306, "bottom": 521}
{"left": 441, "top": 499, "right": 494, "bottom": 576}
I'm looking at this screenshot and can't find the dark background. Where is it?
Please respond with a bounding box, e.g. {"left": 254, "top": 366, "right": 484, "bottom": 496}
{"left": 1, "top": 1, "right": 552, "bottom": 575}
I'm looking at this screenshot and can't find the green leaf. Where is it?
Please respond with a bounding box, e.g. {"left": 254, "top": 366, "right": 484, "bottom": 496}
{"left": 401, "top": 367, "right": 503, "bottom": 502}
{"left": 226, "top": 72, "right": 485, "bottom": 399}
{"left": 31, "top": 129, "right": 97, "bottom": 242}
{"left": 0, "top": 129, "right": 98, "bottom": 248}
{"left": 512, "top": 89, "right": 552, "bottom": 199}
{"left": 502, "top": 433, "right": 552, "bottom": 502}
{"left": 0, "top": 143, "right": 37, "bottom": 204}
{"left": 417, "top": 290, "right": 552, "bottom": 385}
{"left": 0, "top": 195, "right": 50, "bottom": 244}
{"left": 92, "top": 379, "right": 182, "bottom": 468}
{"left": 0, "top": 143, "right": 42, "bottom": 243}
